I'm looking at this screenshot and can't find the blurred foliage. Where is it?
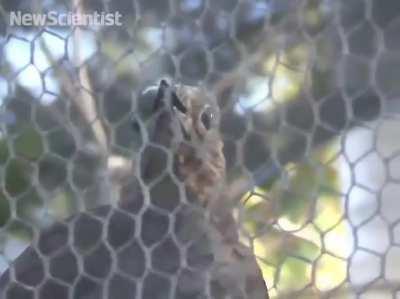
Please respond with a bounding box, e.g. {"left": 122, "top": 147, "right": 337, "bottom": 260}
{"left": 5, "top": 159, "right": 32, "bottom": 196}
{"left": 0, "top": 139, "right": 9, "bottom": 164}
{"left": 242, "top": 145, "right": 347, "bottom": 298}
{"left": 14, "top": 127, "right": 44, "bottom": 160}
{"left": 0, "top": 192, "right": 10, "bottom": 227}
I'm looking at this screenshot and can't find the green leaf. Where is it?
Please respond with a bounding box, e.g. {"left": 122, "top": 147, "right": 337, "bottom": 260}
{"left": 14, "top": 127, "right": 44, "bottom": 160}
{"left": 0, "top": 139, "right": 9, "bottom": 164}
{"left": 5, "top": 159, "right": 31, "bottom": 196}
{"left": 0, "top": 192, "right": 11, "bottom": 227}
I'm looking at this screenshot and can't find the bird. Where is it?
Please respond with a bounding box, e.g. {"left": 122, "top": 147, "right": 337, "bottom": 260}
{"left": 0, "top": 80, "right": 268, "bottom": 299}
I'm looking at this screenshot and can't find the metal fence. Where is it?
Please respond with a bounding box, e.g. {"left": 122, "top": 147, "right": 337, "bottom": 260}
{"left": 0, "top": 0, "right": 399, "bottom": 298}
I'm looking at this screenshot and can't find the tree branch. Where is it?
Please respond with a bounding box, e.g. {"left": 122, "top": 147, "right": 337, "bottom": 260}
{"left": 72, "top": 0, "right": 108, "bottom": 153}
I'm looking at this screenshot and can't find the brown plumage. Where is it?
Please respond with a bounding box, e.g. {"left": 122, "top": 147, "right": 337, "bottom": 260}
{"left": 0, "top": 80, "right": 268, "bottom": 299}
{"left": 164, "top": 81, "right": 269, "bottom": 298}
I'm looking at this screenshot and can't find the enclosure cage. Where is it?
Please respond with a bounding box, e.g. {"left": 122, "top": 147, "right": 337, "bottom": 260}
{"left": 0, "top": 0, "right": 399, "bottom": 298}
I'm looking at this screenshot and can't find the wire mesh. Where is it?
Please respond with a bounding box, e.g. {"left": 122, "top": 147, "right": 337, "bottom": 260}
{"left": 0, "top": 0, "right": 399, "bottom": 298}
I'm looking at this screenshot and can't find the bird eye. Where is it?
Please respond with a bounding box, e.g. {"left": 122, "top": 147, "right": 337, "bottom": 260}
{"left": 200, "top": 106, "right": 215, "bottom": 131}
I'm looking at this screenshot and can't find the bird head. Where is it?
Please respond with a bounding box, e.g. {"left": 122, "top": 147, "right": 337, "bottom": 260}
{"left": 133, "top": 80, "right": 226, "bottom": 206}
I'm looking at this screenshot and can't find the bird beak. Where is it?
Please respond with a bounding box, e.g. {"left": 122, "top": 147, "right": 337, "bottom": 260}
{"left": 154, "top": 79, "right": 191, "bottom": 141}
{"left": 152, "top": 79, "right": 169, "bottom": 112}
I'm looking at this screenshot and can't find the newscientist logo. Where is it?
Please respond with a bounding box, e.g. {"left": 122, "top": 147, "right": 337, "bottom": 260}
{"left": 9, "top": 11, "right": 123, "bottom": 27}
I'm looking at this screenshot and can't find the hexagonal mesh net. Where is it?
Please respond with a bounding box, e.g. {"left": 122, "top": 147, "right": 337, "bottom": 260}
{"left": 0, "top": 0, "right": 399, "bottom": 298}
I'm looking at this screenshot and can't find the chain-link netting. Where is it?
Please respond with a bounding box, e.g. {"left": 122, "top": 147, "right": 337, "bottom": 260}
{"left": 0, "top": 0, "right": 399, "bottom": 298}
